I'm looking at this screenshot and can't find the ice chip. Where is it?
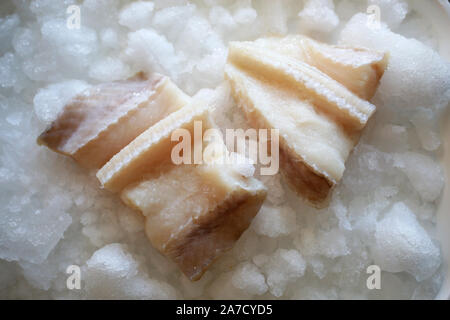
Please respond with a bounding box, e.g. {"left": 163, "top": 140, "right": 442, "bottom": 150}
{"left": 263, "top": 249, "right": 306, "bottom": 297}
{"left": 119, "top": 1, "right": 155, "bottom": 30}
{"left": 411, "top": 107, "right": 441, "bottom": 151}
{"left": 84, "top": 244, "right": 177, "bottom": 299}
{"left": 340, "top": 13, "right": 450, "bottom": 111}
{"left": 298, "top": 0, "right": 339, "bottom": 33}
{"left": 394, "top": 152, "right": 444, "bottom": 202}
{"left": 372, "top": 202, "right": 441, "bottom": 281}
{"left": 367, "top": 0, "right": 409, "bottom": 29}
{"left": 33, "top": 80, "right": 90, "bottom": 123}
{"left": 231, "top": 262, "right": 268, "bottom": 296}
{"left": 251, "top": 205, "right": 296, "bottom": 238}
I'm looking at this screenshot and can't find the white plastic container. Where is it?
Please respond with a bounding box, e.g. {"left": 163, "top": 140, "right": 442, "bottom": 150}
{"left": 432, "top": 0, "right": 450, "bottom": 301}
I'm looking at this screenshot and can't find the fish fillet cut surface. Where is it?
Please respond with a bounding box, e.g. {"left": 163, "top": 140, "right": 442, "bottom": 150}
{"left": 121, "top": 159, "right": 266, "bottom": 280}
{"left": 225, "top": 64, "right": 354, "bottom": 205}
{"left": 97, "top": 100, "right": 212, "bottom": 192}
{"left": 243, "top": 35, "right": 388, "bottom": 100}
{"left": 228, "top": 42, "right": 376, "bottom": 131}
{"left": 105, "top": 101, "right": 267, "bottom": 280}
{"left": 225, "top": 36, "right": 387, "bottom": 206}
{"left": 38, "top": 72, "right": 190, "bottom": 169}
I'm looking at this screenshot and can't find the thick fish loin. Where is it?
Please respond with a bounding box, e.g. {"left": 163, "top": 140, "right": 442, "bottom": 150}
{"left": 99, "top": 101, "right": 266, "bottom": 280}
{"left": 38, "top": 73, "right": 190, "bottom": 169}
{"left": 225, "top": 36, "right": 387, "bottom": 207}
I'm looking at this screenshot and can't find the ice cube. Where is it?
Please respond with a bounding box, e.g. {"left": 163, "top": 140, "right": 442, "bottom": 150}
{"left": 208, "top": 271, "right": 251, "bottom": 299}
{"left": 40, "top": 19, "right": 98, "bottom": 72}
{"left": 0, "top": 205, "right": 72, "bottom": 264}
{"left": 371, "top": 202, "right": 441, "bottom": 281}
{"left": 295, "top": 227, "right": 350, "bottom": 259}
{"left": 82, "top": 0, "right": 120, "bottom": 28}
{"left": 88, "top": 57, "right": 130, "bottom": 82}
{"left": 0, "top": 53, "right": 25, "bottom": 91}
{"left": 84, "top": 244, "right": 177, "bottom": 299}
{"left": 231, "top": 262, "right": 268, "bottom": 296}
{"left": 100, "top": 28, "right": 119, "bottom": 49}
{"left": 0, "top": 14, "right": 20, "bottom": 54}
{"left": 12, "top": 27, "right": 38, "bottom": 57}
{"left": 175, "top": 16, "right": 225, "bottom": 58}
{"left": 258, "top": 0, "right": 288, "bottom": 34}
{"left": 368, "top": 124, "right": 410, "bottom": 153}
{"left": 340, "top": 13, "right": 450, "bottom": 112}
{"left": 119, "top": 1, "right": 155, "bottom": 30}
{"left": 33, "top": 80, "right": 90, "bottom": 123}
{"left": 233, "top": 6, "right": 257, "bottom": 25}
{"left": 367, "top": 0, "right": 409, "bottom": 29}
{"left": 152, "top": 4, "right": 197, "bottom": 42}
{"left": 126, "top": 29, "right": 182, "bottom": 80}
{"left": 263, "top": 249, "right": 306, "bottom": 297}
{"left": 393, "top": 152, "right": 444, "bottom": 202}
{"left": 298, "top": 0, "right": 339, "bottom": 33}
{"left": 251, "top": 205, "right": 296, "bottom": 238}
{"left": 209, "top": 6, "right": 237, "bottom": 35}
{"left": 410, "top": 107, "right": 441, "bottom": 151}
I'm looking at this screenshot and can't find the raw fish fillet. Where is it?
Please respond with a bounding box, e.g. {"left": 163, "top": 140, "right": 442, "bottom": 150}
{"left": 121, "top": 150, "right": 266, "bottom": 280}
{"left": 100, "top": 101, "right": 266, "bottom": 280}
{"left": 38, "top": 72, "right": 190, "bottom": 169}
{"left": 225, "top": 36, "right": 387, "bottom": 206}
{"left": 97, "top": 100, "right": 211, "bottom": 192}
{"left": 228, "top": 42, "right": 376, "bottom": 131}
{"left": 244, "top": 35, "right": 388, "bottom": 100}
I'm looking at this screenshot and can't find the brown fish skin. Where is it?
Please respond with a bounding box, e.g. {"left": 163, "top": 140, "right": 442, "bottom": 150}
{"left": 38, "top": 72, "right": 190, "bottom": 169}
{"left": 279, "top": 145, "right": 334, "bottom": 208}
{"left": 97, "top": 100, "right": 211, "bottom": 193}
{"left": 225, "top": 63, "right": 354, "bottom": 207}
{"left": 162, "top": 177, "right": 266, "bottom": 281}
{"left": 122, "top": 163, "right": 266, "bottom": 281}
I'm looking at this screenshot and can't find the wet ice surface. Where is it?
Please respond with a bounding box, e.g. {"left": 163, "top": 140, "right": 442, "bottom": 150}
{"left": 0, "top": 0, "right": 449, "bottom": 299}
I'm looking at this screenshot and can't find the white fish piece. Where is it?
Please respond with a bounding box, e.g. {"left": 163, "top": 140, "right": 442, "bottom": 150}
{"left": 228, "top": 41, "right": 377, "bottom": 131}
{"left": 121, "top": 155, "right": 266, "bottom": 281}
{"left": 102, "top": 102, "right": 266, "bottom": 280}
{"left": 38, "top": 72, "right": 190, "bottom": 169}
{"left": 225, "top": 36, "right": 387, "bottom": 206}
{"left": 246, "top": 35, "right": 388, "bottom": 100}
{"left": 97, "top": 100, "right": 211, "bottom": 192}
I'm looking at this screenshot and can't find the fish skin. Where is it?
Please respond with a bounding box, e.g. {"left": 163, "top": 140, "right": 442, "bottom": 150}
{"left": 165, "top": 180, "right": 266, "bottom": 281}
{"left": 96, "top": 100, "right": 212, "bottom": 193}
{"left": 225, "top": 63, "right": 354, "bottom": 207}
{"left": 38, "top": 72, "right": 190, "bottom": 169}
{"left": 116, "top": 109, "right": 267, "bottom": 280}
{"left": 239, "top": 35, "right": 388, "bottom": 100}
{"left": 228, "top": 41, "right": 376, "bottom": 132}
{"left": 225, "top": 36, "right": 387, "bottom": 207}
{"left": 37, "top": 71, "right": 267, "bottom": 281}
{"left": 122, "top": 162, "right": 266, "bottom": 281}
